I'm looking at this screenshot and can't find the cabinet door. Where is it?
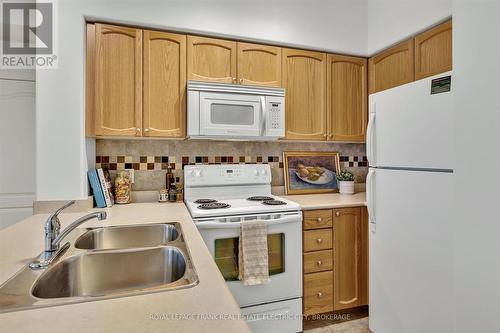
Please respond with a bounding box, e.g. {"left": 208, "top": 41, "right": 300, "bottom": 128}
{"left": 415, "top": 19, "right": 452, "bottom": 80}
{"left": 282, "top": 48, "right": 327, "bottom": 140}
{"left": 237, "top": 42, "right": 281, "bottom": 87}
{"left": 369, "top": 39, "right": 414, "bottom": 94}
{"left": 327, "top": 54, "right": 367, "bottom": 141}
{"left": 143, "top": 31, "right": 186, "bottom": 137}
{"left": 187, "top": 36, "right": 236, "bottom": 83}
{"left": 333, "top": 207, "right": 368, "bottom": 310}
{"left": 95, "top": 24, "right": 142, "bottom": 136}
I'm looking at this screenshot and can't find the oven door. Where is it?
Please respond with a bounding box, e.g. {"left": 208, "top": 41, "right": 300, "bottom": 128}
{"left": 195, "top": 212, "right": 302, "bottom": 307}
{"left": 199, "top": 92, "right": 264, "bottom": 137}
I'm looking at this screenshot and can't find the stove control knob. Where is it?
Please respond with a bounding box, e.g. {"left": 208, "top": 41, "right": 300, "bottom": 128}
{"left": 192, "top": 169, "right": 202, "bottom": 177}
{"left": 254, "top": 170, "right": 259, "bottom": 176}
{"left": 259, "top": 169, "right": 267, "bottom": 176}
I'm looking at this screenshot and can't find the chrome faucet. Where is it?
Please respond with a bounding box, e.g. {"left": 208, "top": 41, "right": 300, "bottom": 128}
{"left": 30, "top": 201, "right": 107, "bottom": 269}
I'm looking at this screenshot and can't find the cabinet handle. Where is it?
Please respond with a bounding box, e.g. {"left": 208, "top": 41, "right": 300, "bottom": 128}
{"left": 323, "top": 134, "right": 327, "bottom": 138}
{"left": 136, "top": 128, "right": 141, "bottom": 133}
{"left": 317, "top": 260, "right": 322, "bottom": 266}
{"left": 329, "top": 134, "right": 334, "bottom": 139}
{"left": 316, "top": 238, "right": 323, "bottom": 244}
{"left": 239, "top": 78, "right": 243, "bottom": 84}
{"left": 335, "top": 211, "right": 340, "bottom": 217}
{"left": 316, "top": 217, "right": 323, "bottom": 223}
{"left": 232, "top": 77, "right": 237, "bottom": 83}
{"left": 317, "top": 292, "right": 323, "bottom": 298}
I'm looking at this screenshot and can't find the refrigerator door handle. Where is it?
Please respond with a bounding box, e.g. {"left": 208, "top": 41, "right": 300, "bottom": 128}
{"left": 366, "top": 106, "right": 376, "bottom": 166}
{"left": 366, "top": 168, "right": 376, "bottom": 229}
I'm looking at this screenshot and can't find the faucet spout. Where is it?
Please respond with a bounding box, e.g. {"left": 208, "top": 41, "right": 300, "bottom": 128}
{"left": 30, "top": 208, "right": 107, "bottom": 270}
{"left": 51, "top": 211, "right": 107, "bottom": 249}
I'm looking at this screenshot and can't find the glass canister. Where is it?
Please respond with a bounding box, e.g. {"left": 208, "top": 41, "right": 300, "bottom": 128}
{"left": 114, "top": 171, "right": 131, "bottom": 204}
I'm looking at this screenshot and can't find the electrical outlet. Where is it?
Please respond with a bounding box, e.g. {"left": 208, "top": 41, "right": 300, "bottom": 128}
{"left": 125, "top": 169, "right": 135, "bottom": 183}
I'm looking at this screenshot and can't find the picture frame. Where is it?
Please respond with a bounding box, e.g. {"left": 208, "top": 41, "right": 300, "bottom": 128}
{"left": 283, "top": 151, "right": 341, "bottom": 195}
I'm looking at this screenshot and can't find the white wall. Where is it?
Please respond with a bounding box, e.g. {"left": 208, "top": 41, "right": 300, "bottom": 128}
{"left": 452, "top": 1, "right": 500, "bottom": 332}
{"left": 0, "top": 79, "right": 36, "bottom": 229}
{"left": 36, "top": 0, "right": 369, "bottom": 200}
{"left": 367, "top": 0, "right": 452, "bottom": 55}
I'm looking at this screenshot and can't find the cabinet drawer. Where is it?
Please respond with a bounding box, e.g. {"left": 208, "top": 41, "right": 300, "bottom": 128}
{"left": 303, "top": 209, "right": 333, "bottom": 230}
{"left": 304, "top": 229, "right": 333, "bottom": 252}
{"left": 304, "top": 250, "right": 333, "bottom": 273}
{"left": 304, "top": 271, "right": 334, "bottom": 316}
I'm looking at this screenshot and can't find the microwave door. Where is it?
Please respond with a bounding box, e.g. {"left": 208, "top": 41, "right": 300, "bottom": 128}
{"left": 199, "top": 92, "right": 262, "bottom": 137}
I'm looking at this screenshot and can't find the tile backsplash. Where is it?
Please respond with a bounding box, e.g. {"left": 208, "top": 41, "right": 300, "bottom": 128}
{"left": 96, "top": 139, "right": 367, "bottom": 191}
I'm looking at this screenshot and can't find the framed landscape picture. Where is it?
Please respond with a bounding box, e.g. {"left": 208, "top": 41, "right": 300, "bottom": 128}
{"left": 283, "top": 151, "right": 341, "bottom": 195}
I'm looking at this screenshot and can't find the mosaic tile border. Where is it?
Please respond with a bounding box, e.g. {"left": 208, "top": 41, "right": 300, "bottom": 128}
{"left": 95, "top": 155, "right": 368, "bottom": 171}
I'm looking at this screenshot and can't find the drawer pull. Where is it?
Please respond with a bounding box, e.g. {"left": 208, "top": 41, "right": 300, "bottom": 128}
{"left": 316, "top": 217, "right": 323, "bottom": 223}
{"left": 316, "top": 238, "right": 323, "bottom": 244}
{"left": 317, "top": 292, "right": 323, "bottom": 298}
{"left": 335, "top": 211, "right": 340, "bottom": 217}
{"left": 317, "top": 260, "right": 322, "bottom": 266}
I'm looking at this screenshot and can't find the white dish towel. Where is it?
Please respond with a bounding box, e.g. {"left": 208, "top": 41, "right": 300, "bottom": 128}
{"left": 238, "top": 219, "right": 270, "bottom": 286}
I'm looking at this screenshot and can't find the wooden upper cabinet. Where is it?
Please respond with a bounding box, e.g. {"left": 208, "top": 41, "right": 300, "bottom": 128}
{"left": 187, "top": 36, "right": 236, "bottom": 83}
{"left": 237, "top": 42, "right": 281, "bottom": 87}
{"left": 369, "top": 39, "right": 414, "bottom": 94}
{"left": 95, "top": 24, "right": 142, "bottom": 136}
{"left": 333, "top": 207, "right": 368, "bottom": 310}
{"left": 143, "top": 31, "right": 186, "bottom": 138}
{"left": 327, "top": 54, "right": 367, "bottom": 142}
{"left": 415, "top": 19, "right": 452, "bottom": 80}
{"left": 282, "top": 48, "right": 327, "bottom": 140}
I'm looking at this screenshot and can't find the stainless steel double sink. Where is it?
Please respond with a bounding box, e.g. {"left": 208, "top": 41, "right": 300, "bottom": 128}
{"left": 0, "top": 223, "right": 199, "bottom": 313}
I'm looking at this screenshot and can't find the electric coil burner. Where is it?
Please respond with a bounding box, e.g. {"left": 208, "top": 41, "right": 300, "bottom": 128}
{"left": 247, "top": 196, "right": 274, "bottom": 201}
{"left": 194, "top": 199, "right": 218, "bottom": 204}
{"left": 197, "top": 202, "right": 231, "bottom": 210}
{"left": 262, "top": 200, "right": 287, "bottom": 206}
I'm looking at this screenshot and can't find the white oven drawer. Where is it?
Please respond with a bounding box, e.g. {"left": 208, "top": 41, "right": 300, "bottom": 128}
{"left": 241, "top": 298, "right": 303, "bottom": 333}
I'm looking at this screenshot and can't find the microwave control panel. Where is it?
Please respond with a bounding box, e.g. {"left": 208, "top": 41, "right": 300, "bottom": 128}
{"left": 265, "top": 96, "right": 285, "bottom": 137}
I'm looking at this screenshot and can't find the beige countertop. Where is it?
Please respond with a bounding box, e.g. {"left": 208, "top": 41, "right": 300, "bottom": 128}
{"left": 0, "top": 203, "right": 251, "bottom": 333}
{"left": 283, "top": 192, "right": 366, "bottom": 210}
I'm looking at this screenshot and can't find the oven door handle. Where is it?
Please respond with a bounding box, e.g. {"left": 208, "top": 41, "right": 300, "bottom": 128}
{"left": 195, "top": 214, "right": 301, "bottom": 229}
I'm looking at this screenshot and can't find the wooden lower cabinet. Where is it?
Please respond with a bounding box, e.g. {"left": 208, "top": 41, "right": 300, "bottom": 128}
{"left": 303, "top": 228, "right": 333, "bottom": 252}
{"left": 304, "top": 271, "right": 334, "bottom": 316}
{"left": 303, "top": 207, "right": 368, "bottom": 316}
{"left": 333, "top": 207, "right": 369, "bottom": 310}
{"left": 304, "top": 250, "right": 333, "bottom": 274}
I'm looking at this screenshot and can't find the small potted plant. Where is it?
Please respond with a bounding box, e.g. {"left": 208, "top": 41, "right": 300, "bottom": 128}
{"left": 337, "top": 170, "right": 355, "bottom": 195}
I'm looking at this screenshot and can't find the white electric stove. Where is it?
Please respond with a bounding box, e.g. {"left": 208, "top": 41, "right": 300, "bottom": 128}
{"left": 184, "top": 164, "right": 303, "bottom": 333}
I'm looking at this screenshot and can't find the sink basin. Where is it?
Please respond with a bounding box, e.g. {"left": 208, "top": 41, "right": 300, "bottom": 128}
{"left": 75, "top": 223, "right": 179, "bottom": 250}
{"left": 32, "top": 246, "right": 186, "bottom": 299}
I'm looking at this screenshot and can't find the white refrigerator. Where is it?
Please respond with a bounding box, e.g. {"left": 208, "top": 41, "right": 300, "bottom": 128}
{"left": 367, "top": 72, "right": 454, "bottom": 333}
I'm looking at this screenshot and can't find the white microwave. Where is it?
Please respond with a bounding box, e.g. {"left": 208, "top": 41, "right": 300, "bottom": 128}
{"left": 187, "top": 81, "right": 285, "bottom": 140}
